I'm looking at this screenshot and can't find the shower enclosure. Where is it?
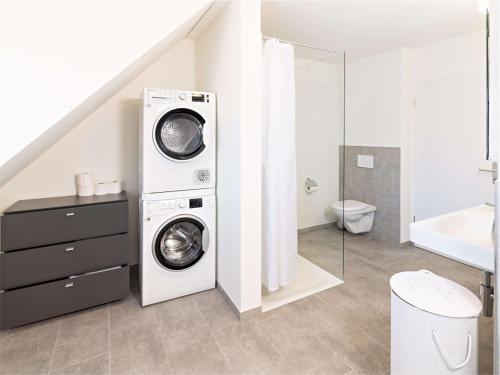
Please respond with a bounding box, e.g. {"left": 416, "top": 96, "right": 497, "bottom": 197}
{"left": 260, "top": 36, "right": 346, "bottom": 312}
{"left": 293, "top": 43, "right": 346, "bottom": 280}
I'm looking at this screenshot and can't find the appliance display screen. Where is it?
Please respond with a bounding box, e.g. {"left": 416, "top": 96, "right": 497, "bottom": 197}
{"left": 189, "top": 198, "right": 203, "bottom": 208}
{"left": 191, "top": 94, "right": 205, "bottom": 102}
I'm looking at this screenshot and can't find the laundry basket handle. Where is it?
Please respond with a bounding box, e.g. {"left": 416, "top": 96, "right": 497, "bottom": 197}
{"left": 432, "top": 330, "right": 472, "bottom": 370}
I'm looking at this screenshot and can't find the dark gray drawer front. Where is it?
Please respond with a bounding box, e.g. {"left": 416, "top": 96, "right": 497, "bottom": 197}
{"left": 0, "top": 234, "right": 128, "bottom": 290}
{"left": 0, "top": 266, "right": 129, "bottom": 329}
{"left": 1, "top": 201, "right": 128, "bottom": 251}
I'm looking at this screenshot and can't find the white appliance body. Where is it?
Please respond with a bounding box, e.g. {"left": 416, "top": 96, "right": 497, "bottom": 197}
{"left": 140, "top": 189, "right": 216, "bottom": 306}
{"left": 140, "top": 88, "right": 216, "bottom": 194}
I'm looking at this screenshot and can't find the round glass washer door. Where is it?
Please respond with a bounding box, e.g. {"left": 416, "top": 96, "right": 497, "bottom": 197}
{"left": 154, "top": 108, "right": 206, "bottom": 161}
{"left": 153, "top": 217, "right": 207, "bottom": 270}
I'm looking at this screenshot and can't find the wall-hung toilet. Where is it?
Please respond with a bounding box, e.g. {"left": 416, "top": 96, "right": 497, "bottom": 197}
{"left": 331, "top": 200, "right": 376, "bottom": 234}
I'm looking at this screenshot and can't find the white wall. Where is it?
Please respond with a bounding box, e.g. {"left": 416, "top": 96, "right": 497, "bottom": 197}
{"left": 344, "top": 35, "right": 489, "bottom": 240}
{"left": 196, "top": 2, "right": 242, "bottom": 311}
{"left": 196, "top": 1, "right": 262, "bottom": 313}
{"left": 239, "top": 0, "right": 262, "bottom": 313}
{"left": 413, "top": 30, "right": 492, "bottom": 220}
{"left": 0, "top": 0, "right": 210, "bottom": 186}
{"left": 400, "top": 48, "right": 416, "bottom": 242}
{"left": 295, "top": 58, "right": 342, "bottom": 229}
{"left": 345, "top": 49, "right": 403, "bottom": 148}
{"left": 0, "top": 40, "right": 196, "bottom": 264}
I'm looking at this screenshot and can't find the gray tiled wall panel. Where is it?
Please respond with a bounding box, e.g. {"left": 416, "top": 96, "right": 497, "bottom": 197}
{"left": 340, "top": 146, "right": 400, "bottom": 244}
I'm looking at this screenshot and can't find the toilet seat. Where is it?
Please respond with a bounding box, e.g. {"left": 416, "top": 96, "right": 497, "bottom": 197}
{"left": 331, "top": 200, "right": 376, "bottom": 214}
{"left": 331, "top": 200, "right": 376, "bottom": 234}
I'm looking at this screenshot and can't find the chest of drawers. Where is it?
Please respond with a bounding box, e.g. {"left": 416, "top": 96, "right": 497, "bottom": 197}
{"left": 0, "top": 193, "right": 130, "bottom": 329}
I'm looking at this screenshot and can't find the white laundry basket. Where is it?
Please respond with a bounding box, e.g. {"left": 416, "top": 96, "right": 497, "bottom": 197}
{"left": 391, "top": 270, "right": 482, "bottom": 375}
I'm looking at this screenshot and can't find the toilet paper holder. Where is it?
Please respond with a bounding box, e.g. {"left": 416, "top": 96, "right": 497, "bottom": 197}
{"left": 305, "top": 178, "right": 318, "bottom": 193}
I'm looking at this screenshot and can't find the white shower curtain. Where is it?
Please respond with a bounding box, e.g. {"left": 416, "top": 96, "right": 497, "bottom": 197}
{"left": 262, "top": 38, "right": 297, "bottom": 292}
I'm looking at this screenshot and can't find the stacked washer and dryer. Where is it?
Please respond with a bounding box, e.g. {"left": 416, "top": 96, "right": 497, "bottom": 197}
{"left": 139, "top": 88, "right": 216, "bottom": 306}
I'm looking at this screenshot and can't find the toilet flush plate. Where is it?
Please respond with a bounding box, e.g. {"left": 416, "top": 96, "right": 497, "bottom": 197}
{"left": 357, "top": 154, "right": 374, "bottom": 168}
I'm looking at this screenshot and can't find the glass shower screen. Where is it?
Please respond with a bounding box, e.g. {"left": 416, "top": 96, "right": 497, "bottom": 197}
{"left": 294, "top": 45, "right": 345, "bottom": 280}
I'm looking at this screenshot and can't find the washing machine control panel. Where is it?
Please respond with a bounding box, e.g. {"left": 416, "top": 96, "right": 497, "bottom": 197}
{"left": 147, "top": 200, "right": 175, "bottom": 217}
{"left": 147, "top": 197, "right": 212, "bottom": 217}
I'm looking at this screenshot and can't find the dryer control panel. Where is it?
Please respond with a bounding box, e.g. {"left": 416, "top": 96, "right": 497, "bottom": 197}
{"left": 145, "top": 88, "right": 211, "bottom": 104}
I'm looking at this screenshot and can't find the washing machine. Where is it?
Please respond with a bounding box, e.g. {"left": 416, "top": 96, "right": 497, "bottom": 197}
{"left": 140, "top": 88, "right": 216, "bottom": 194}
{"left": 140, "top": 188, "right": 216, "bottom": 306}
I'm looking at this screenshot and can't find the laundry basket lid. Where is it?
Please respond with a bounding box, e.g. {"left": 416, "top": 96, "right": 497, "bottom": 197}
{"left": 390, "top": 270, "right": 482, "bottom": 318}
{"left": 331, "top": 200, "right": 371, "bottom": 212}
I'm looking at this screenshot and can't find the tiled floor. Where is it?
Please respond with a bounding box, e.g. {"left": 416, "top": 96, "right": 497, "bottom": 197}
{"left": 0, "top": 229, "right": 494, "bottom": 374}
{"left": 298, "top": 224, "right": 344, "bottom": 278}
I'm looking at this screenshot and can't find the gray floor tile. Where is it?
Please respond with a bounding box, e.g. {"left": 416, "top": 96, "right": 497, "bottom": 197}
{"left": 154, "top": 295, "right": 207, "bottom": 340}
{"left": 162, "top": 325, "right": 228, "bottom": 374}
{"left": 0, "top": 318, "right": 60, "bottom": 342}
{"left": 319, "top": 321, "right": 390, "bottom": 375}
{"left": 110, "top": 325, "right": 170, "bottom": 375}
{"left": 50, "top": 354, "right": 110, "bottom": 375}
{"left": 51, "top": 307, "right": 110, "bottom": 371}
{"left": 109, "top": 292, "right": 157, "bottom": 333}
{"left": 257, "top": 309, "right": 352, "bottom": 375}
{"left": 193, "top": 288, "right": 240, "bottom": 335}
{"left": 213, "top": 321, "right": 292, "bottom": 374}
{"left": 0, "top": 322, "right": 59, "bottom": 375}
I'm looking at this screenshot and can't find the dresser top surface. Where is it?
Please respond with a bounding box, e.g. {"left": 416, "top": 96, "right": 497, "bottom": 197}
{"left": 4, "top": 193, "right": 128, "bottom": 215}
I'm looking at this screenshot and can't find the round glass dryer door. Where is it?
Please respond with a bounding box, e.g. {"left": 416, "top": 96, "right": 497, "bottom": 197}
{"left": 154, "top": 109, "right": 206, "bottom": 160}
{"left": 153, "top": 217, "right": 207, "bottom": 270}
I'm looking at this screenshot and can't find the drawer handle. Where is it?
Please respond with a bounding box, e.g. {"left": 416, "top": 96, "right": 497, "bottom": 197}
{"left": 65, "top": 282, "right": 74, "bottom": 288}
{"left": 65, "top": 247, "right": 75, "bottom": 252}
{"left": 65, "top": 212, "right": 75, "bottom": 217}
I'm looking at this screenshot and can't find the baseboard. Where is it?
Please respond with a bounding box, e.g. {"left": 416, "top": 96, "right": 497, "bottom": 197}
{"left": 239, "top": 306, "right": 262, "bottom": 321}
{"left": 216, "top": 282, "right": 240, "bottom": 318}
{"left": 298, "top": 222, "right": 335, "bottom": 234}
{"left": 216, "top": 282, "right": 262, "bottom": 321}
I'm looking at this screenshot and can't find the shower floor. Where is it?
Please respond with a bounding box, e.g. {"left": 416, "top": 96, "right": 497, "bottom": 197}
{"left": 261, "top": 255, "right": 343, "bottom": 312}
